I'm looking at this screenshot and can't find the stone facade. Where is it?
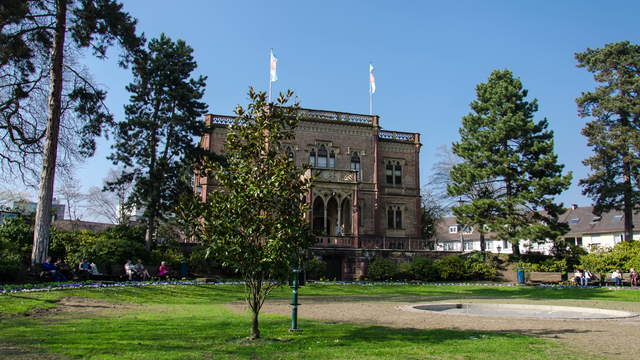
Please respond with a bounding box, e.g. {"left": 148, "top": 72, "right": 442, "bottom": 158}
{"left": 196, "top": 108, "right": 423, "bottom": 280}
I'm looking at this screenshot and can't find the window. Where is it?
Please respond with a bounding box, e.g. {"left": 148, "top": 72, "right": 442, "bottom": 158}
{"left": 462, "top": 226, "right": 473, "bottom": 235}
{"left": 351, "top": 152, "right": 361, "bottom": 180}
{"left": 614, "top": 234, "right": 623, "bottom": 244}
{"left": 328, "top": 151, "right": 336, "bottom": 168}
{"left": 448, "top": 225, "right": 458, "bottom": 234}
{"left": 486, "top": 240, "right": 493, "bottom": 250}
{"left": 317, "top": 145, "right": 328, "bottom": 168}
{"left": 443, "top": 242, "right": 456, "bottom": 251}
{"left": 309, "top": 148, "right": 316, "bottom": 167}
{"left": 386, "top": 162, "right": 394, "bottom": 184}
{"left": 464, "top": 241, "right": 474, "bottom": 251}
{"left": 387, "top": 206, "right": 402, "bottom": 229}
{"left": 394, "top": 161, "right": 402, "bottom": 185}
{"left": 613, "top": 215, "right": 623, "bottom": 221}
{"left": 590, "top": 216, "right": 601, "bottom": 224}
{"left": 385, "top": 161, "right": 402, "bottom": 185}
{"left": 568, "top": 218, "right": 580, "bottom": 224}
{"left": 576, "top": 237, "right": 583, "bottom": 246}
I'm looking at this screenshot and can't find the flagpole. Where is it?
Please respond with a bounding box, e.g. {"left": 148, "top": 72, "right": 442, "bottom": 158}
{"left": 369, "top": 62, "right": 373, "bottom": 115}
{"left": 268, "top": 49, "right": 272, "bottom": 103}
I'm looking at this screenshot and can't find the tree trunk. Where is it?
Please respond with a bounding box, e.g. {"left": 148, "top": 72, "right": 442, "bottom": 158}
{"left": 479, "top": 231, "right": 486, "bottom": 262}
{"left": 31, "top": 0, "right": 67, "bottom": 266}
{"left": 250, "top": 309, "right": 260, "bottom": 340}
{"left": 145, "top": 218, "right": 155, "bottom": 251}
{"left": 512, "top": 241, "right": 520, "bottom": 257}
{"left": 623, "top": 160, "right": 634, "bottom": 241}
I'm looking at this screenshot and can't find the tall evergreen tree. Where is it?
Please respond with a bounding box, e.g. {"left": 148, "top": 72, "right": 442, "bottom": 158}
{"left": 448, "top": 70, "right": 571, "bottom": 256}
{"left": 576, "top": 41, "right": 640, "bottom": 242}
{"left": 109, "top": 34, "right": 208, "bottom": 250}
{"left": 0, "top": 0, "right": 142, "bottom": 265}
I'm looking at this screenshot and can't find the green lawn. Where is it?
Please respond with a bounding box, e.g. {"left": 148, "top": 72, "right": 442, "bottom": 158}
{"left": 0, "top": 283, "right": 623, "bottom": 359}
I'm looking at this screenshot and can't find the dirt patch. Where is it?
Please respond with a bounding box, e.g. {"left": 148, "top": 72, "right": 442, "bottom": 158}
{"left": 229, "top": 297, "right": 640, "bottom": 360}
{"left": 21, "top": 296, "right": 141, "bottom": 319}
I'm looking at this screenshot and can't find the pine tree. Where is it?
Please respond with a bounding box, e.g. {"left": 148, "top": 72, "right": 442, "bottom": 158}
{"left": 109, "top": 34, "right": 208, "bottom": 250}
{"left": 0, "top": 0, "right": 142, "bottom": 265}
{"left": 576, "top": 41, "right": 640, "bottom": 242}
{"left": 448, "top": 70, "right": 571, "bottom": 256}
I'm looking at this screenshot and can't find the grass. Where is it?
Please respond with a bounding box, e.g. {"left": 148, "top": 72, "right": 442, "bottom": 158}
{"left": 0, "top": 283, "right": 626, "bottom": 359}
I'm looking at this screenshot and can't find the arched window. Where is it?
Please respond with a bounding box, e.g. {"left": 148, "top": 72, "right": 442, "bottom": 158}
{"left": 351, "top": 152, "right": 361, "bottom": 179}
{"left": 309, "top": 148, "right": 316, "bottom": 167}
{"left": 395, "top": 207, "right": 402, "bottom": 229}
{"left": 329, "top": 150, "right": 336, "bottom": 168}
{"left": 394, "top": 161, "right": 402, "bottom": 185}
{"left": 385, "top": 162, "right": 394, "bottom": 184}
{"left": 286, "top": 146, "right": 294, "bottom": 162}
{"left": 317, "top": 145, "right": 328, "bottom": 168}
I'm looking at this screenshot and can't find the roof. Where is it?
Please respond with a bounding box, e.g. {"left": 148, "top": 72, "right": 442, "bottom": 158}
{"left": 433, "top": 206, "right": 636, "bottom": 241}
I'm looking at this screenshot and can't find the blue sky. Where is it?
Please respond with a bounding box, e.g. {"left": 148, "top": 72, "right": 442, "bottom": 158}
{"left": 69, "top": 0, "right": 639, "bottom": 211}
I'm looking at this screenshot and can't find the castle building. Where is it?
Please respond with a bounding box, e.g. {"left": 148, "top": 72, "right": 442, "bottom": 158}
{"left": 197, "top": 108, "right": 423, "bottom": 280}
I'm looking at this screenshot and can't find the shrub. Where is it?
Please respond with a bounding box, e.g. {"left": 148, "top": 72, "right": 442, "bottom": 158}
{"left": 0, "top": 218, "right": 33, "bottom": 280}
{"left": 434, "top": 255, "right": 466, "bottom": 280}
{"left": 188, "top": 245, "right": 221, "bottom": 275}
{"left": 367, "top": 257, "right": 398, "bottom": 281}
{"left": 518, "top": 258, "right": 567, "bottom": 273}
{"left": 410, "top": 257, "right": 438, "bottom": 281}
{"left": 304, "top": 257, "right": 327, "bottom": 280}
{"left": 464, "top": 261, "right": 498, "bottom": 280}
{"left": 397, "top": 261, "right": 414, "bottom": 280}
{"left": 580, "top": 241, "right": 640, "bottom": 278}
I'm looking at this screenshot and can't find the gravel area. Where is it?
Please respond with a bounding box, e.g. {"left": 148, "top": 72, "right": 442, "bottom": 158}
{"left": 230, "top": 296, "right": 640, "bottom": 360}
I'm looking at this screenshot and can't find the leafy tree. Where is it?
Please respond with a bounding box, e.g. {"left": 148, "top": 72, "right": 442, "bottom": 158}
{"left": 0, "top": 0, "right": 142, "bottom": 265}
{"left": 448, "top": 70, "right": 572, "bottom": 256}
{"left": 190, "top": 88, "right": 314, "bottom": 340}
{"left": 109, "top": 34, "right": 208, "bottom": 250}
{"left": 576, "top": 41, "right": 640, "bottom": 242}
{"left": 0, "top": 217, "right": 33, "bottom": 279}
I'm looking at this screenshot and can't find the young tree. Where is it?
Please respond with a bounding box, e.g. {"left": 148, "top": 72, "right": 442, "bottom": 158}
{"left": 0, "top": 0, "right": 142, "bottom": 265}
{"left": 109, "top": 34, "right": 208, "bottom": 250}
{"left": 448, "top": 70, "right": 572, "bottom": 256}
{"left": 576, "top": 41, "right": 640, "bottom": 242}
{"left": 191, "top": 89, "right": 314, "bottom": 340}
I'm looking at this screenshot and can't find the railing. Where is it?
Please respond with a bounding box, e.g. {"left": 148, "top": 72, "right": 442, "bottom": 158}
{"left": 210, "top": 115, "right": 235, "bottom": 126}
{"left": 307, "top": 168, "right": 358, "bottom": 183}
{"left": 378, "top": 130, "right": 417, "bottom": 143}
{"left": 314, "top": 236, "right": 355, "bottom": 248}
{"left": 311, "top": 236, "right": 431, "bottom": 250}
{"left": 297, "top": 109, "right": 375, "bottom": 125}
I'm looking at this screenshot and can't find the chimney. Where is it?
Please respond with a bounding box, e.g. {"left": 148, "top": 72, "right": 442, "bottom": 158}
{"left": 571, "top": 204, "right": 578, "bottom": 210}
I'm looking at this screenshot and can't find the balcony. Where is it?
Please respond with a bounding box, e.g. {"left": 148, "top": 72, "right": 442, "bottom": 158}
{"left": 378, "top": 130, "right": 418, "bottom": 143}
{"left": 311, "top": 236, "right": 430, "bottom": 251}
{"left": 307, "top": 168, "right": 358, "bottom": 184}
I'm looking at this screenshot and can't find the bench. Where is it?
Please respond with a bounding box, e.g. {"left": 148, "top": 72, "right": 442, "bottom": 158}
{"left": 604, "top": 273, "right": 631, "bottom": 286}
{"left": 527, "top": 272, "right": 563, "bottom": 283}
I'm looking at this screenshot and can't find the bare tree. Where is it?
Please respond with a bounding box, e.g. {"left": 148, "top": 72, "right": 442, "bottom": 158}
{"left": 55, "top": 170, "right": 85, "bottom": 221}
{"left": 427, "top": 144, "right": 461, "bottom": 211}
{"left": 85, "top": 168, "right": 133, "bottom": 224}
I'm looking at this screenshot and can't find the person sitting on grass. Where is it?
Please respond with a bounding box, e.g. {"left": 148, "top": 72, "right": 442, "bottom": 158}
{"left": 157, "top": 261, "right": 170, "bottom": 280}
{"left": 41, "top": 257, "right": 67, "bottom": 282}
{"left": 611, "top": 269, "right": 623, "bottom": 286}
{"left": 124, "top": 259, "right": 137, "bottom": 281}
{"left": 135, "top": 259, "right": 151, "bottom": 280}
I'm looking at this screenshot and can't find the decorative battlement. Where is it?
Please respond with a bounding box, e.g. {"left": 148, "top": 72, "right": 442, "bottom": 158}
{"left": 205, "top": 108, "right": 377, "bottom": 127}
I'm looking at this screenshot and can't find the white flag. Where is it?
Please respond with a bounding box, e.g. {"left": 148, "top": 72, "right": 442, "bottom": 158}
{"left": 369, "top": 64, "right": 376, "bottom": 94}
{"left": 270, "top": 50, "right": 278, "bottom": 82}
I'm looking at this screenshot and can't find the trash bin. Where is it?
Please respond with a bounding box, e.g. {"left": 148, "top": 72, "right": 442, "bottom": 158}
{"left": 517, "top": 269, "right": 525, "bottom": 284}
{"left": 180, "top": 261, "right": 189, "bottom": 278}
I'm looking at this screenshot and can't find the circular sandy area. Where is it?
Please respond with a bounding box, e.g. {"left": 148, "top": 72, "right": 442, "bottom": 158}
{"left": 230, "top": 296, "right": 640, "bottom": 360}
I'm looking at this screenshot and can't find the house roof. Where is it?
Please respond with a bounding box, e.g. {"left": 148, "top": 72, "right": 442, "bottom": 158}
{"left": 433, "top": 206, "right": 635, "bottom": 241}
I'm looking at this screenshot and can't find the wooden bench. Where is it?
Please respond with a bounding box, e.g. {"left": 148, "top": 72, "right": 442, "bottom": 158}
{"left": 604, "top": 273, "right": 631, "bottom": 286}
{"left": 527, "top": 272, "right": 563, "bottom": 283}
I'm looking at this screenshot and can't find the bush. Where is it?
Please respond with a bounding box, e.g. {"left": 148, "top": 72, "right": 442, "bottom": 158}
{"left": 580, "top": 241, "right": 640, "bottom": 278}
{"left": 464, "top": 261, "right": 498, "bottom": 280}
{"left": 518, "top": 258, "right": 567, "bottom": 273}
{"left": 367, "top": 257, "right": 398, "bottom": 281}
{"left": 304, "top": 257, "right": 327, "bottom": 280}
{"left": 0, "top": 218, "right": 33, "bottom": 280}
{"left": 434, "top": 255, "right": 466, "bottom": 280}
{"left": 410, "top": 257, "right": 438, "bottom": 281}
{"left": 188, "top": 245, "right": 221, "bottom": 275}
{"left": 397, "top": 262, "right": 413, "bottom": 280}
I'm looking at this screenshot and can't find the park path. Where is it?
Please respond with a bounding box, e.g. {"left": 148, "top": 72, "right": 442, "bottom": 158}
{"left": 239, "top": 297, "right": 640, "bottom": 360}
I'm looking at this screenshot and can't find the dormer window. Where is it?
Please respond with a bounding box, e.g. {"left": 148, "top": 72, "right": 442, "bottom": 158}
{"left": 613, "top": 215, "right": 623, "bottom": 221}
{"left": 462, "top": 226, "right": 473, "bottom": 235}
{"left": 448, "top": 226, "right": 458, "bottom": 234}
{"left": 568, "top": 218, "right": 580, "bottom": 224}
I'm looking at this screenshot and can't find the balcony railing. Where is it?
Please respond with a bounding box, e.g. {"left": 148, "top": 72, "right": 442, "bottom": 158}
{"left": 314, "top": 236, "right": 355, "bottom": 248}
{"left": 307, "top": 168, "right": 358, "bottom": 184}
{"left": 311, "top": 236, "right": 431, "bottom": 251}
{"left": 297, "top": 109, "right": 375, "bottom": 125}
{"left": 378, "top": 130, "right": 417, "bottom": 143}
